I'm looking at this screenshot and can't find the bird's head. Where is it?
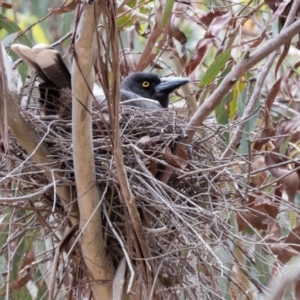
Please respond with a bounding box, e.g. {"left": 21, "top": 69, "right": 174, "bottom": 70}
{"left": 120, "top": 72, "right": 189, "bottom": 108}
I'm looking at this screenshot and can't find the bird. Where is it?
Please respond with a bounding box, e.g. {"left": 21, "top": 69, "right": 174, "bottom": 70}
{"left": 11, "top": 44, "right": 189, "bottom": 114}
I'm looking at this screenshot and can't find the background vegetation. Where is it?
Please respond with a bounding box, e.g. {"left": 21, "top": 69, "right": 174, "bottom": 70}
{"left": 1, "top": 0, "right": 300, "bottom": 299}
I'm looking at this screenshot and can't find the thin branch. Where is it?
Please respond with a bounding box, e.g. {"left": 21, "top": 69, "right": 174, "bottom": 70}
{"left": 158, "top": 16, "right": 300, "bottom": 184}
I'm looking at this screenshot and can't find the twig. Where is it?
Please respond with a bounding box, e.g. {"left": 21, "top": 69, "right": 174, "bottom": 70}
{"left": 178, "top": 161, "right": 244, "bottom": 179}
{"left": 0, "top": 181, "right": 58, "bottom": 204}
{"left": 103, "top": 206, "right": 135, "bottom": 294}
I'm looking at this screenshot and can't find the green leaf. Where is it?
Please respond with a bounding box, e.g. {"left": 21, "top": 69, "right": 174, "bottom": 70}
{"left": 162, "top": 0, "right": 175, "bottom": 26}
{"left": 2, "top": 32, "right": 19, "bottom": 47}
{"left": 0, "top": 14, "right": 32, "bottom": 47}
{"left": 62, "top": 12, "right": 73, "bottom": 43}
{"left": 199, "top": 49, "right": 231, "bottom": 87}
{"left": 215, "top": 243, "right": 233, "bottom": 300}
{"left": 255, "top": 244, "right": 271, "bottom": 285}
{"left": 215, "top": 66, "right": 232, "bottom": 143}
{"left": 239, "top": 73, "right": 258, "bottom": 155}
{"left": 12, "top": 235, "right": 26, "bottom": 280}
{"left": 3, "top": 33, "right": 28, "bottom": 85}
{"left": 230, "top": 79, "right": 244, "bottom": 121}
{"left": 279, "top": 134, "right": 291, "bottom": 155}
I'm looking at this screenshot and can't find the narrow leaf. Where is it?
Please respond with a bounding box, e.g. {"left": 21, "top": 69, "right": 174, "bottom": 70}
{"left": 0, "top": 14, "right": 31, "bottom": 47}
{"left": 162, "top": 0, "right": 175, "bottom": 26}
{"left": 199, "top": 49, "right": 231, "bottom": 87}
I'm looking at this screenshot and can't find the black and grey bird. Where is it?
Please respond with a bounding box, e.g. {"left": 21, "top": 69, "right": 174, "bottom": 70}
{"left": 11, "top": 44, "right": 189, "bottom": 114}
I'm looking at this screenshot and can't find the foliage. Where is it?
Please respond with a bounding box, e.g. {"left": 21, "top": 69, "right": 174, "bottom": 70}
{"left": 1, "top": 0, "right": 300, "bottom": 299}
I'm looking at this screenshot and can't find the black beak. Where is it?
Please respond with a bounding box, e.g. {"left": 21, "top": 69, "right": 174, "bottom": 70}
{"left": 155, "top": 77, "right": 189, "bottom": 93}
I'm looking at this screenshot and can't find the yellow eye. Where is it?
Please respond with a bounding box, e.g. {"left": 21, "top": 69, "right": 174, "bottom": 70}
{"left": 142, "top": 81, "right": 150, "bottom": 88}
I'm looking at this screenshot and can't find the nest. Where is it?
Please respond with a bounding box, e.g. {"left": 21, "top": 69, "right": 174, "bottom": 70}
{"left": 1, "top": 98, "right": 235, "bottom": 298}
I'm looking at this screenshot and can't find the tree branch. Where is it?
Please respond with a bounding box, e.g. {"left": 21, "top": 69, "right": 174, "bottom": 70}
{"left": 72, "top": 1, "right": 113, "bottom": 298}
{"left": 159, "top": 16, "right": 300, "bottom": 184}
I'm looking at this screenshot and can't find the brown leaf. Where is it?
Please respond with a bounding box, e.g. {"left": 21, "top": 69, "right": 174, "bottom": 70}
{"left": 270, "top": 0, "right": 291, "bottom": 22}
{"left": 185, "top": 38, "right": 212, "bottom": 76}
{"left": 285, "top": 224, "right": 300, "bottom": 247}
{"left": 265, "top": 243, "right": 299, "bottom": 257}
{"left": 295, "top": 279, "right": 300, "bottom": 300}
{"left": 249, "top": 30, "right": 266, "bottom": 48}
{"left": 170, "top": 18, "right": 187, "bottom": 45}
{"left": 253, "top": 127, "right": 274, "bottom": 151}
{"left": 164, "top": 144, "right": 188, "bottom": 169}
{"left": 277, "top": 224, "right": 300, "bottom": 266}
{"left": 175, "top": 143, "right": 188, "bottom": 168}
{"left": 265, "top": 146, "right": 299, "bottom": 202}
{"left": 199, "top": 10, "right": 228, "bottom": 28}
{"left": 264, "top": 0, "right": 280, "bottom": 12}
{"left": 251, "top": 156, "right": 267, "bottom": 186}
{"left": 265, "top": 150, "right": 284, "bottom": 171}
{"left": 275, "top": 41, "right": 290, "bottom": 78}
{"left": 237, "top": 197, "right": 279, "bottom": 231}
{"left": 150, "top": 61, "right": 164, "bottom": 69}
{"left": 288, "top": 61, "right": 300, "bottom": 78}
{"left": 0, "top": 1, "right": 12, "bottom": 8}
{"left": 49, "top": 0, "right": 80, "bottom": 14}
{"left": 149, "top": 160, "right": 157, "bottom": 176}
{"left": 282, "top": 172, "right": 299, "bottom": 202}
{"left": 205, "top": 11, "right": 232, "bottom": 38}
{"left": 265, "top": 220, "right": 281, "bottom": 243}
{"left": 14, "top": 272, "right": 32, "bottom": 291}
{"left": 19, "top": 246, "right": 35, "bottom": 270}
{"left": 265, "top": 77, "right": 282, "bottom": 128}
{"left": 164, "top": 145, "right": 176, "bottom": 165}
{"left": 275, "top": 116, "right": 300, "bottom": 145}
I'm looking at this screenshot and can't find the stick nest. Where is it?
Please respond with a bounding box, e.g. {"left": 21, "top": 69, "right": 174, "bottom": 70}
{"left": 2, "top": 102, "right": 235, "bottom": 298}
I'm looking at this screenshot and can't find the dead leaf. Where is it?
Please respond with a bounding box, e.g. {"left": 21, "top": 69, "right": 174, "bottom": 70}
{"left": 19, "top": 246, "right": 35, "bottom": 270}
{"left": 270, "top": 0, "right": 291, "bottom": 22}
{"left": 295, "top": 279, "right": 300, "bottom": 299}
{"left": 237, "top": 196, "right": 279, "bottom": 231}
{"left": 251, "top": 155, "right": 267, "bottom": 186}
{"left": 265, "top": 220, "right": 281, "bottom": 243}
{"left": 264, "top": 0, "right": 280, "bottom": 12}
{"left": 150, "top": 61, "right": 164, "bottom": 69}
{"left": 185, "top": 38, "right": 212, "bottom": 76}
{"left": 288, "top": 61, "right": 300, "bottom": 79}
{"left": 199, "top": 10, "right": 228, "bottom": 28}
{"left": 282, "top": 172, "right": 299, "bottom": 203}
{"left": 149, "top": 160, "right": 157, "bottom": 176}
{"left": 275, "top": 41, "right": 290, "bottom": 78}
{"left": 164, "top": 144, "right": 188, "bottom": 169}
{"left": 253, "top": 127, "right": 274, "bottom": 151}
{"left": 264, "top": 151, "right": 299, "bottom": 203}
{"left": 264, "top": 243, "right": 299, "bottom": 256}
{"left": 49, "top": 0, "right": 80, "bottom": 14}
{"left": 205, "top": 11, "right": 232, "bottom": 38}
{"left": 249, "top": 29, "right": 266, "bottom": 48}
{"left": 275, "top": 116, "right": 300, "bottom": 147}
{"left": 265, "top": 77, "right": 282, "bottom": 128}
{"left": 0, "top": 1, "right": 12, "bottom": 8}
{"left": 276, "top": 224, "right": 300, "bottom": 266}
{"left": 169, "top": 18, "right": 187, "bottom": 45}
